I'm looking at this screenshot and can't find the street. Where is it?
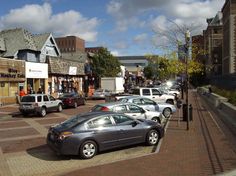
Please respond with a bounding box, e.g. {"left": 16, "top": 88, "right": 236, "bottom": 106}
{"left": 0, "top": 91, "right": 236, "bottom": 176}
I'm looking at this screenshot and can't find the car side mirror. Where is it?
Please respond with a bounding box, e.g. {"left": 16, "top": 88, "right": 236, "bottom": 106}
{"left": 131, "top": 121, "right": 138, "bottom": 127}
{"left": 141, "top": 108, "right": 146, "bottom": 113}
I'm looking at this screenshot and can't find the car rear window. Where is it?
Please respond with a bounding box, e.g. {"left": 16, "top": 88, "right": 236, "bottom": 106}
{"left": 21, "top": 96, "right": 35, "bottom": 102}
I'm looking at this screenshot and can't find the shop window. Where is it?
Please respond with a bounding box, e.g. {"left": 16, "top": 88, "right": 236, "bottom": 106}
{"left": 9, "top": 82, "right": 18, "bottom": 96}
{"left": 0, "top": 82, "right": 9, "bottom": 96}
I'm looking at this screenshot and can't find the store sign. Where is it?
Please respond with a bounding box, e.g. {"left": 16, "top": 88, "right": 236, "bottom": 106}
{"left": 0, "top": 67, "right": 25, "bottom": 79}
{"left": 69, "top": 66, "right": 77, "bottom": 75}
{"left": 25, "top": 62, "right": 48, "bottom": 78}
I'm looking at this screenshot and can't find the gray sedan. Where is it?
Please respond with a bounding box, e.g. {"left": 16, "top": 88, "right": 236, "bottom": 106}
{"left": 47, "top": 111, "right": 164, "bottom": 159}
{"left": 119, "top": 96, "right": 176, "bottom": 118}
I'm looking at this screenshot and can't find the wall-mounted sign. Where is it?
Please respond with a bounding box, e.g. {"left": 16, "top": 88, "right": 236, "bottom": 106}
{"left": 69, "top": 66, "right": 77, "bottom": 75}
{"left": 25, "top": 62, "right": 48, "bottom": 78}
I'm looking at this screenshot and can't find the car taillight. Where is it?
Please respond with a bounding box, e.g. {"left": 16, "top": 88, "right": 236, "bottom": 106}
{"left": 100, "top": 106, "right": 110, "bottom": 111}
{"left": 59, "top": 131, "right": 73, "bottom": 140}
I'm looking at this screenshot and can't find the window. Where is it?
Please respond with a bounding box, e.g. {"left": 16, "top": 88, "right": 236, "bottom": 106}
{"left": 37, "top": 96, "right": 42, "bottom": 102}
{"left": 133, "top": 98, "right": 142, "bottom": 105}
{"left": 142, "top": 98, "right": 155, "bottom": 105}
{"left": 43, "top": 95, "right": 49, "bottom": 101}
{"left": 87, "top": 116, "right": 113, "bottom": 129}
{"left": 128, "top": 104, "right": 142, "bottom": 113}
{"left": 49, "top": 96, "right": 55, "bottom": 101}
{"left": 113, "top": 105, "right": 127, "bottom": 113}
{"left": 152, "top": 89, "right": 161, "bottom": 95}
{"left": 142, "top": 89, "right": 150, "bottom": 96}
{"left": 112, "top": 115, "right": 133, "bottom": 125}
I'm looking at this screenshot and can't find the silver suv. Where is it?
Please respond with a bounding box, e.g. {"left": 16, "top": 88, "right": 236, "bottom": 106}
{"left": 19, "top": 94, "right": 63, "bottom": 117}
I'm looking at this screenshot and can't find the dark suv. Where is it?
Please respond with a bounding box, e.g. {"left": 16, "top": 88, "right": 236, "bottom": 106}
{"left": 19, "top": 94, "right": 63, "bottom": 117}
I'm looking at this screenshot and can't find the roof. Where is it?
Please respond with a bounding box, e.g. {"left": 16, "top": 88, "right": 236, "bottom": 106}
{"left": 33, "top": 33, "right": 51, "bottom": 50}
{"left": 0, "top": 28, "right": 37, "bottom": 57}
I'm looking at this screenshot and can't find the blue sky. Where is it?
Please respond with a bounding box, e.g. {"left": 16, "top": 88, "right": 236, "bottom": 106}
{"left": 0, "top": 0, "right": 224, "bottom": 56}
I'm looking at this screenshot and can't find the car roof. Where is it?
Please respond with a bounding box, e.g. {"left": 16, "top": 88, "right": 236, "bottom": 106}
{"left": 77, "top": 111, "right": 122, "bottom": 119}
{"left": 95, "top": 101, "right": 135, "bottom": 107}
{"left": 23, "top": 94, "right": 47, "bottom": 96}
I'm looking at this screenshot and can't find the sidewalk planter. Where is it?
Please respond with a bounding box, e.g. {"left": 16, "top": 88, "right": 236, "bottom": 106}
{"left": 197, "top": 87, "right": 236, "bottom": 130}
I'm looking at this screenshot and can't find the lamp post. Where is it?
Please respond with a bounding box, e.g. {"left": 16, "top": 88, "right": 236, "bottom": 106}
{"left": 185, "top": 29, "right": 190, "bottom": 131}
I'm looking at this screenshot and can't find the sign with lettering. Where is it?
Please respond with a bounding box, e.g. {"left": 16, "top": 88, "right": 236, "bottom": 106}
{"left": 25, "top": 62, "right": 48, "bottom": 78}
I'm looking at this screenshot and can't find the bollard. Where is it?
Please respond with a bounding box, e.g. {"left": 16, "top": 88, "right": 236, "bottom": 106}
{"left": 189, "top": 104, "right": 193, "bottom": 121}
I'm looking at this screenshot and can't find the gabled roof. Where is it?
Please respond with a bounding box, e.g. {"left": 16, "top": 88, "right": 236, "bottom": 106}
{"left": 0, "top": 28, "right": 37, "bottom": 57}
{"left": 33, "top": 33, "right": 51, "bottom": 50}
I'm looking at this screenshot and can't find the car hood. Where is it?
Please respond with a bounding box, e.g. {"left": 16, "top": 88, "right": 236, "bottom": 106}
{"left": 144, "top": 110, "right": 161, "bottom": 117}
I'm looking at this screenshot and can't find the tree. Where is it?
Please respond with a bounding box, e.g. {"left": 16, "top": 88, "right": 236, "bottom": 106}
{"left": 91, "top": 48, "right": 121, "bottom": 77}
{"left": 151, "top": 20, "right": 205, "bottom": 83}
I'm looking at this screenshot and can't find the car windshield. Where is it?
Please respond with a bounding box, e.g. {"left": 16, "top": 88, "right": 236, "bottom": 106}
{"left": 21, "top": 96, "right": 35, "bottom": 102}
{"left": 119, "top": 98, "right": 128, "bottom": 103}
{"left": 91, "top": 105, "right": 104, "bottom": 111}
{"left": 59, "top": 113, "right": 91, "bottom": 129}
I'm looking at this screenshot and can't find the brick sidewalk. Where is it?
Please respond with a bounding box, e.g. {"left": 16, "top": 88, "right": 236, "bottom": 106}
{"left": 62, "top": 90, "right": 236, "bottom": 176}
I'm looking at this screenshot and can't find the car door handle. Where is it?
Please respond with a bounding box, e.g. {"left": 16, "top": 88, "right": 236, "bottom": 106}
{"left": 119, "top": 129, "right": 125, "bottom": 133}
{"left": 132, "top": 115, "right": 137, "bottom": 116}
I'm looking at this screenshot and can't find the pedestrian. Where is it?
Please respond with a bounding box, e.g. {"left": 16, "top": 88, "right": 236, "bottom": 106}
{"left": 37, "top": 88, "right": 43, "bottom": 94}
{"left": 19, "top": 87, "right": 26, "bottom": 97}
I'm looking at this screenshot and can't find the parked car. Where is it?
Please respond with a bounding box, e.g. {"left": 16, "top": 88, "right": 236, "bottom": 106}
{"left": 19, "top": 94, "right": 63, "bottom": 117}
{"left": 91, "top": 89, "right": 112, "bottom": 99}
{"left": 119, "top": 96, "right": 176, "bottom": 118}
{"left": 91, "top": 102, "right": 163, "bottom": 123}
{"left": 58, "top": 93, "right": 85, "bottom": 108}
{"left": 47, "top": 111, "right": 164, "bottom": 159}
{"left": 116, "top": 87, "right": 175, "bottom": 104}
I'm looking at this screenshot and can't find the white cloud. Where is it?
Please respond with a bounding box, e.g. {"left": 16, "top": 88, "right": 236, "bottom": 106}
{"left": 133, "top": 33, "right": 148, "bottom": 43}
{"left": 0, "top": 3, "right": 100, "bottom": 42}
{"left": 114, "top": 41, "right": 128, "bottom": 49}
{"left": 111, "top": 50, "right": 119, "bottom": 56}
{"left": 107, "top": 0, "right": 224, "bottom": 34}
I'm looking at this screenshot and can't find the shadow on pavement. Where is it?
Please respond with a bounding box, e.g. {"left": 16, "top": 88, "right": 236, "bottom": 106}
{"left": 26, "top": 144, "right": 74, "bottom": 161}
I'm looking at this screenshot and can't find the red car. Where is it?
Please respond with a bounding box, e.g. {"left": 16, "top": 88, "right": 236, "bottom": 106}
{"left": 59, "top": 93, "right": 85, "bottom": 108}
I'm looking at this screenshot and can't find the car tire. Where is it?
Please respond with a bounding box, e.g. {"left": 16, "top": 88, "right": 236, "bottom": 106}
{"left": 80, "top": 140, "right": 97, "bottom": 159}
{"left": 163, "top": 108, "right": 171, "bottom": 118}
{"left": 57, "top": 104, "right": 62, "bottom": 112}
{"left": 151, "top": 117, "right": 161, "bottom": 123}
{"left": 40, "top": 107, "right": 47, "bottom": 117}
{"left": 74, "top": 102, "right": 78, "bottom": 108}
{"left": 146, "top": 129, "right": 159, "bottom": 146}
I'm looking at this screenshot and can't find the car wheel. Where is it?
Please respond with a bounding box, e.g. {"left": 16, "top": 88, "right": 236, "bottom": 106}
{"left": 74, "top": 102, "right": 78, "bottom": 108}
{"left": 146, "top": 129, "right": 159, "bottom": 146}
{"left": 151, "top": 117, "right": 161, "bottom": 123}
{"left": 163, "top": 108, "right": 171, "bottom": 118}
{"left": 57, "top": 104, "right": 62, "bottom": 112}
{"left": 80, "top": 140, "right": 97, "bottom": 159}
{"left": 40, "top": 107, "right": 46, "bottom": 117}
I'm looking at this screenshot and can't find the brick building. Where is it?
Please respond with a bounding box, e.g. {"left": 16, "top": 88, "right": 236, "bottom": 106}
{"left": 55, "top": 36, "right": 85, "bottom": 53}
{"left": 203, "top": 11, "right": 223, "bottom": 76}
{"left": 222, "top": 0, "right": 236, "bottom": 74}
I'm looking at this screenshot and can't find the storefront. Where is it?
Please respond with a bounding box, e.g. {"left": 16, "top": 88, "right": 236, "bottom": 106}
{"left": 25, "top": 62, "right": 48, "bottom": 94}
{"left": 0, "top": 57, "right": 25, "bottom": 105}
{"left": 48, "top": 57, "right": 85, "bottom": 97}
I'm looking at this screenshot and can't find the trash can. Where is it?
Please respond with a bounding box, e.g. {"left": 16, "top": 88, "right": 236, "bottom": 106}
{"left": 182, "top": 104, "right": 187, "bottom": 121}
{"left": 182, "top": 104, "right": 193, "bottom": 121}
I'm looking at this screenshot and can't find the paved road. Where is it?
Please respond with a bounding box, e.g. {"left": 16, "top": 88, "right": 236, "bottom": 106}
{"left": 0, "top": 100, "right": 163, "bottom": 176}
{"left": 0, "top": 91, "right": 236, "bottom": 176}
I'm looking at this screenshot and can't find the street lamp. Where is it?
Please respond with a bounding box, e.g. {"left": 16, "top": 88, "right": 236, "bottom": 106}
{"left": 185, "top": 29, "right": 190, "bottom": 131}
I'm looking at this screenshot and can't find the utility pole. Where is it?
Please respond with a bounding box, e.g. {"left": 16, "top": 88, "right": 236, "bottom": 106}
{"left": 185, "top": 29, "right": 190, "bottom": 131}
